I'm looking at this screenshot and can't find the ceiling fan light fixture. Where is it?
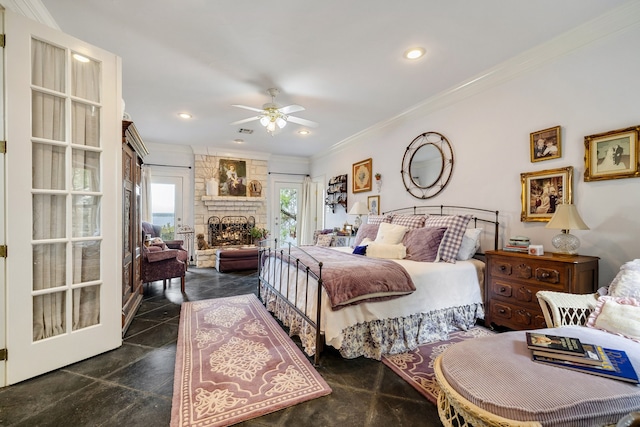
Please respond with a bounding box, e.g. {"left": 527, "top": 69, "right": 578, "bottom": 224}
{"left": 266, "top": 121, "right": 277, "bottom": 133}
{"left": 259, "top": 116, "right": 270, "bottom": 126}
{"left": 276, "top": 116, "right": 287, "bottom": 129}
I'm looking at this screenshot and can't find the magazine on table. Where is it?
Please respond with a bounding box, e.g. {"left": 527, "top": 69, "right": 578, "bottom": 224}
{"left": 531, "top": 343, "right": 604, "bottom": 366}
{"left": 532, "top": 346, "right": 639, "bottom": 385}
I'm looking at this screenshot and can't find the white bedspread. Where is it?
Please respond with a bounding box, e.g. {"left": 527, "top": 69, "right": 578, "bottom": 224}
{"left": 261, "top": 246, "right": 485, "bottom": 352}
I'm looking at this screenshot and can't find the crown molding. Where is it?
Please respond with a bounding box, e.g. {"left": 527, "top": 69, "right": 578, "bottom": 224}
{"left": 0, "top": 0, "right": 59, "bottom": 28}
{"left": 313, "top": 0, "right": 640, "bottom": 161}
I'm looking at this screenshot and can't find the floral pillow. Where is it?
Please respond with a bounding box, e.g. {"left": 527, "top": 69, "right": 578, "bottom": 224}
{"left": 586, "top": 296, "right": 640, "bottom": 342}
{"left": 316, "top": 234, "right": 334, "bottom": 247}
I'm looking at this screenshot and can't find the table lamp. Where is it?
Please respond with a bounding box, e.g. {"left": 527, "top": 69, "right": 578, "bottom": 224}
{"left": 545, "top": 204, "right": 589, "bottom": 255}
{"left": 348, "top": 201, "right": 369, "bottom": 231}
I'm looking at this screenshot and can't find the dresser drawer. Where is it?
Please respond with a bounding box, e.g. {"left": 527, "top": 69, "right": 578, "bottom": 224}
{"left": 489, "top": 257, "right": 569, "bottom": 290}
{"left": 489, "top": 301, "right": 547, "bottom": 330}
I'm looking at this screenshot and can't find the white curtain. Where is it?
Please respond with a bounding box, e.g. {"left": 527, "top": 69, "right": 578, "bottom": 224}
{"left": 141, "top": 165, "right": 152, "bottom": 222}
{"left": 31, "top": 39, "right": 101, "bottom": 340}
{"left": 298, "top": 176, "right": 315, "bottom": 245}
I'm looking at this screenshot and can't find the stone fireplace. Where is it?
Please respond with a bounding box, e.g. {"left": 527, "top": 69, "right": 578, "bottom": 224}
{"left": 193, "top": 154, "right": 267, "bottom": 267}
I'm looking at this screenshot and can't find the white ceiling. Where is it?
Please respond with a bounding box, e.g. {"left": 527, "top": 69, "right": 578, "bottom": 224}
{"left": 34, "top": 0, "right": 628, "bottom": 157}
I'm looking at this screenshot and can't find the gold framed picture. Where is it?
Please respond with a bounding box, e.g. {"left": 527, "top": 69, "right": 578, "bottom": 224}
{"left": 352, "top": 158, "right": 372, "bottom": 193}
{"left": 584, "top": 125, "right": 640, "bottom": 182}
{"left": 367, "top": 195, "right": 380, "bottom": 215}
{"left": 530, "top": 126, "right": 561, "bottom": 162}
{"left": 521, "top": 166, "right": 573, "bottom": 222}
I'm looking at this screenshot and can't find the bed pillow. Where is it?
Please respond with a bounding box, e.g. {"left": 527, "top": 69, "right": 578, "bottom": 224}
{"left": 389, "top": 214, "right": 427, "bottom": 230}
{"left": 586, "top": 296, "right": 640, "bottom": 342}
{"left": 374, "top": 222, "right": 409, "bottom": 245}
{"left": 353, "top": 223, "right": 379, "bottom": 247}
{"left": 403, "top": 227, "right": 447, "bottom": 262}
{"left": 352, "top": 245, "right": 367, "bottom": 256}
{"left": 423, "top": 214, "right": 473, "bottom": 263}
{"left": 367, "top": 215, "right": 387, "bottom": 225}
{"left": 365, "top": 242, "right": 407, "bottom": 259}
{"left": 457, "top": 228, "right": 483, "bottom": 261}
{"left": 608, "top": 259, "right": 640, "bottom": 299}
{"left": 316, "top": 234, "right": 334, "bottom": 247}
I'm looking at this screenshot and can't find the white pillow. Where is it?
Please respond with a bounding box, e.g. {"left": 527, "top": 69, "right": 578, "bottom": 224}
{"left": 365, "top": 242, "right": 407, "bottom": 259}
{"left": 587, "top": 296, "right": 640, "bottom": 342}
{"left": 374, "top": 222, "right": 409, "bottom": 245}
{"left": 608, "top": 259, "right": 640, "bottom": 299}
{"left": 457, "top": 228, "right": 482, "bottom": 261}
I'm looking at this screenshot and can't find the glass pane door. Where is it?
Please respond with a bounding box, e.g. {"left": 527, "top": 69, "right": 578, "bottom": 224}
{"left": 274, "top": 182, "right": 301, "bottom": 247}
{"left": 151, "top": 176, "right": 184, "bottom": 240}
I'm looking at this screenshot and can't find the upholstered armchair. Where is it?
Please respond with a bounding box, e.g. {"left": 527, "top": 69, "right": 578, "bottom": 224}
{"left": 141, "top": 221, "right": 189, "bottom": 292}
{"left": 141, "top": 222, "right": 188, "bottom": 270}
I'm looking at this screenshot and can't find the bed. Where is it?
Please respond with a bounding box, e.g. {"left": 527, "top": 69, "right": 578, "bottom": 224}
{"left": 258, "top": 205, "right": 500, "bottom": 365}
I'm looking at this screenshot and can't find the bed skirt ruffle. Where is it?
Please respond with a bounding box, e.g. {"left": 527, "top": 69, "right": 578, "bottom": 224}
{"left": 260, "top": 284, "right": 484, "bottom": 360}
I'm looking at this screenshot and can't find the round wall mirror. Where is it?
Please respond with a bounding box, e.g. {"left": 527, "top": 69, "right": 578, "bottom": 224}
{"left": 401, "top": 132, "right": 454, "bottom": 199}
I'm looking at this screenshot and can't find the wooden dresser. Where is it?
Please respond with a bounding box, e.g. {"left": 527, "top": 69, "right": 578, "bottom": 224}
{"left": 484, "top": 250, "right": 599, "bottom": 330}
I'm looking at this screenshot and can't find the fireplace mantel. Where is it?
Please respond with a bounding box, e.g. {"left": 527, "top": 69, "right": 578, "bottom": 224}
{"left": 201, "top": 196, "right": 266, "bottom": 213}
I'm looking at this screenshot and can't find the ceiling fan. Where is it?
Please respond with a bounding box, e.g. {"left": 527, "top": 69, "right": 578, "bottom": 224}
{"left": 230, "top": 88, "right": 319, "bottom": 134}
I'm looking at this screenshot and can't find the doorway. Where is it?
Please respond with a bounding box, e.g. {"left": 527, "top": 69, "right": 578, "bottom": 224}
{"left": 150, "top": 176, "right": 184, "bottom": 240}
{"left": 273, "top": 182, "right": 302, "bottom": 247}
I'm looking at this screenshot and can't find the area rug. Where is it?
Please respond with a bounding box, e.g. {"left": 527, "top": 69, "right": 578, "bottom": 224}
{"left": 171, "top": 294, "right": 331, "bottom": 427}
{"left": 382, "top": 327, "right": 495, "bottom": 404}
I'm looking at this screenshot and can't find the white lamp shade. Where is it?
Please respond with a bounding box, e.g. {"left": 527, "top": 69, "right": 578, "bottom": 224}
{"left": 348, "top": 201, "right": 369, "bottom": 216}
{"left": 259, "top": 116, "right": 270, "bottom": 126}
{"left": 276, "top": 116, "right": 287, "bottom": 128}
{"left": 545, "top": 204, "right": 589, "bottom": 230}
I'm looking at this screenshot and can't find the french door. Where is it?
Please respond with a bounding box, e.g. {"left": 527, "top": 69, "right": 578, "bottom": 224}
{"left": 150, "top": 175, "right": 184, "bottom": 240}
{"left": 3, "top": 10, "right": 121, "bottom": 384}
{"left": 272, "top": 182, "right": 302, "bottom": 247}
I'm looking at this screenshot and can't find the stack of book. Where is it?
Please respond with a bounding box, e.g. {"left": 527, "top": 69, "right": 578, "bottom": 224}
{"left": 526, "top": 332, "right": 639, "bottom": 384}
{"left": 503, "top": 236, "right": 530, "bottom": 253}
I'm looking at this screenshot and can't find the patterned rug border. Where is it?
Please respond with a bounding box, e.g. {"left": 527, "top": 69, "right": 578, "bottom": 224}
{"left": 171, "top": 293, "right": 331, "bottom": 427}
{"left": 381, "top": 327, "right": 495, "bottom": 404}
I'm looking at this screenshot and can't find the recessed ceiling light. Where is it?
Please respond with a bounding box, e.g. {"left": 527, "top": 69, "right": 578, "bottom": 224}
{"left": 234, "top": 139, "right": 244, "bottom": 144}
{"left": 73, "top": 53, "right": 90, "bottom": 63}
{"left": 178, "top": 113, "right": 192, "bottom": 119}
{"left": 403, "top": 47, "right": 426, "bottom": 60}
{"left": 298, "top": 130, "right": 310, "bottom": 135}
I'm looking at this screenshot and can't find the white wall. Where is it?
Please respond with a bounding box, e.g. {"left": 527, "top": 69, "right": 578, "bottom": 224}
{"left": 311, "top": 20, "right": 640, "bottom": 285}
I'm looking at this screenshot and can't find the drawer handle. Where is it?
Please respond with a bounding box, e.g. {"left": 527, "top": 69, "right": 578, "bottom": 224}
{"left": 499, "top": 309, "right": 506, "bottom": 314}
{"left": 500, "top": 286, "right": 506, "bottom": 292}
{"left": 499, "top": 265, "right": 506, "bottom": 271}
{"left": 539, "top": 271, "right": 550, "bottom": 279}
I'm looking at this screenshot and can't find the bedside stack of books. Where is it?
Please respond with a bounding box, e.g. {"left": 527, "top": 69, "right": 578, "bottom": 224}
{"left": 503, "top": 236, "right": 530, "bottom": 253}
{"left": 526, "top": 332, "right": 639, "bottom": 384}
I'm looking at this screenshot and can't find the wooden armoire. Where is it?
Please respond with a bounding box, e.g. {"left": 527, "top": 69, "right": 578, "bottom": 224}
{"left": 122, "top": 121, "right": 149, "bottom": 334}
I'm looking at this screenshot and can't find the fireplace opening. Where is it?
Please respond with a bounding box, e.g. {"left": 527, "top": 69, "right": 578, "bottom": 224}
{"left": 207, "top": 215, "right": 256, "bottom": 247}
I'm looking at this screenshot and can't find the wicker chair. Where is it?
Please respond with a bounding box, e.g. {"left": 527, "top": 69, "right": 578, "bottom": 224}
{"left": 434, "top": 290, "right": 633, "bottom": 427}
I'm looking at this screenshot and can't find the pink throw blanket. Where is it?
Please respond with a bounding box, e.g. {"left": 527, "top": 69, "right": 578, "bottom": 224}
{"left": 269, "top": 246, "right": 415, "bottom": 310}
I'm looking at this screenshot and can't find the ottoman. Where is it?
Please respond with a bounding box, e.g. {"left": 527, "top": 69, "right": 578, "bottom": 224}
{"left": 215, "top": 247, "right": 259, "bottom": 272}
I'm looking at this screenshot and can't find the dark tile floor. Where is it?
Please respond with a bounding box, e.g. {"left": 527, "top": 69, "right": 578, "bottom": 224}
{"left": 0, "top": 268, "right": 442, "bottom": 427}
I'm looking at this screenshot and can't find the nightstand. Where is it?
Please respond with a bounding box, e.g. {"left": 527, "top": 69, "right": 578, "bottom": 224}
{"left": 484, "top": 250, "right": 599, "bottom": 330}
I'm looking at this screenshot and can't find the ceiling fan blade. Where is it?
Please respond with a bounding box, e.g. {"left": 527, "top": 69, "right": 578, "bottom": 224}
{"left": 232, "top": 104, "right": 265, "bottom": 113}
{"left": 287, "top": 116, "right": 319, "bottom": 128}
{"left": 278, "top": 104, "right": 305, "bottom": 115}
{"left": 230, "top": 116, "right": 261, "bottom": 125}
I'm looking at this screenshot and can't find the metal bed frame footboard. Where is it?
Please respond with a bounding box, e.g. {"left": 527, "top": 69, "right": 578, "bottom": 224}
{"left": 258, "top": 205, "right": 500, "bottom": 366}
{"left": 258, "top": 243, "right": 325, "bottom": 365}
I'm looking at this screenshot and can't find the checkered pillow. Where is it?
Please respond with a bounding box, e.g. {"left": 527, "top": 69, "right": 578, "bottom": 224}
{"left": 390, "top": 214, "right": 427, "bottom": 229}
{"left": 424, "top": 215, "right": 473, "bottom": 263}
{"left": 367, "top": 215, "right": 387, "bottom": 225}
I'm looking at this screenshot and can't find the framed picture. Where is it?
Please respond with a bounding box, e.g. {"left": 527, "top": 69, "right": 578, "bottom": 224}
{"left": 530, "top": 126, "right": 561, "bottom": 162}
{"left": 521, "top": 166, "right": 573, "bottom": 222}
{"left": 218, "top": 159, "right": 247, "bottom": 196}
{"left": 584, "top": 125, "right": 640, "bottom": 182}
{"left": 352, "top": 158, "right": 372, "bottom": 193}
{"left": 367, "top": 195, "right": 380, "bottom": 215}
